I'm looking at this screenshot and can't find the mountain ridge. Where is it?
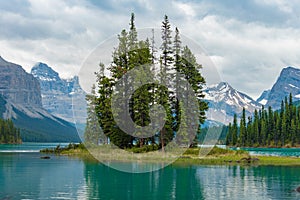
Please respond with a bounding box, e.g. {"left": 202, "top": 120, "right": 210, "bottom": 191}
{"left": 203, "top": 82, "right": 261, "bottom": 124}
{"left": 31, "top": 62, "right": 87, "bottom": 123}
{"left": 0, "top": 57, "right": 81, "bottom": 142}
{"left": 258, "top": 66, "right": 300, "bottom": 109}
{"left": 0, "top": 56, "right": 42, "bottom": 107}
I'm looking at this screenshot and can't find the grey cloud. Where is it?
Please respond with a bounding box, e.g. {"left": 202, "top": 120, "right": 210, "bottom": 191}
{"left": 1, "top": 0, "right": 300, "bottom": 99}
{"left": 191, "top": 0, "right": 300, "bottom": 28}
{"left": 0, "top": 0, "right": 30, "bottom": 15}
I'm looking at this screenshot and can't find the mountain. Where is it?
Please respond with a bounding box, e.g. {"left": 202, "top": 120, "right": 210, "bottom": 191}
{"left": 0, "top": 95, "right": 80, "bottom": 142}
{"left": 31, "top": 63, "right": 87, "bottom": 123}
{"left": 0, "top": 57, "right": 80, "bottom": 142}
{"left": 256, "top": 89, "right": 270, "bottom": 105}
{"left": 263, "top": 66, "right": 300, "bottom": 109}
{"left": 203, "top": 82, "right": 261, "bottom": 124}
{"left": 0, "top": 56, "right": 42, "bottom": 107}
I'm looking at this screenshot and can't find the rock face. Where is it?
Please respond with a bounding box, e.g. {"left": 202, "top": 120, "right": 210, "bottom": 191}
{"left": 0, "top": 57, "right": 80, "bottom": 142}
{"left": 256, "top": 89, "right": 270, "bottom": 105}
{"left": 203, "top": 82, "right": 261, "bottom": 124}
{"left": 31, "top": 62, "right": 87, "bottom": 123}
{"left": 265, "top": 66, "right": 300, "bottom": 109}
{"left": 0, "top": 94, "right": 80, "bottom": 142}
{"left": 0, "top": 56, "right": 42, "bottom": 107}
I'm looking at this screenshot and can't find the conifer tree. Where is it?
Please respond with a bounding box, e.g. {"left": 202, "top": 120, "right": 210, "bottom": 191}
{"left": 238, "top": 108, "right": 247, "bottom": 146}
{"left": 158, "top": 15, "right": 175, "bottom": 152}
{"left": 84, "top": 84, "right": 102, "bottom": 145}
{"left": 227, "top": 93, "right": 300, "bottom": 147}
{"left": 232, "top": 114, "right": 238, "bottom": 145}
{"left": 93, "top": 13, "right": 208, "bottom": 151}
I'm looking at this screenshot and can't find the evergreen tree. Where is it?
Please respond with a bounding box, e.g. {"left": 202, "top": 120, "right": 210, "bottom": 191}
{"left": 227, "top": 93, "right": 300, "bottom": 147}
{"left": 238, "top": 108, "right": 247, "bottom": 146}
{"left": 232, "top": 114, "right": 238, "bottom": 145}
{"left": 93, "top": 13, "right": 208, "bottom": 151}
{"left": 0, "top": 119, "right": 21, "bottom": 144}
{"left": 158, "top": 15, "right": 175, "bottom": 152}
{"left": 84, "top": 84, "right": 103, "bottom": 145}
{"left": 225, "top": 123, "right": 233, "bottom": 145}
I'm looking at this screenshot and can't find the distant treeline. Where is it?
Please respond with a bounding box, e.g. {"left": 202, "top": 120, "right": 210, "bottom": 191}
{"left": 226, "top": 94, "right": 300, "bottom": 147}
{"left": 0, "top": 118, "right": 22, "bottom": 144}
{"left": 199, "top": 126, "right": 228, "bottom": 145}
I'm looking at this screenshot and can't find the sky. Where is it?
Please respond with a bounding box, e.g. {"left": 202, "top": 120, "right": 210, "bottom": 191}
{"left": 1, "top": 0, "right": 300, "bottom": 99}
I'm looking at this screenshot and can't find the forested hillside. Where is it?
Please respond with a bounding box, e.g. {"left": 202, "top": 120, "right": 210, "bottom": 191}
{"left": 226, "top": 94, "right": 300, "bottom": 147}
{"left": 0, "top": 118, "right": 21, "bottom": 144}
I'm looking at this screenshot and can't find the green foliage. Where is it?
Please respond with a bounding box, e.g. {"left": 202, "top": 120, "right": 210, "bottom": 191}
{"left": 227, "top": 93, "right": 300, "bottom": 147}
{"left": 128, "top": 144, "right": 159, "bottom": 153}
{"left": 1, "top": 94, "right": 80, "bottom": 142}
{"left": 207, "top": 146, "right": 233, "bottom": 155}
{"left": 40, "top": 143, "right": 86, "bottom": 153}
{"left": 93, "top": 13, "right": 207, "bottom": 151}
{"left": 200, "top": 125, "right": 228, "bottom": 144}
{"left": 0, "top": 118, "right": 21, "bottom": 144}
{"left": 183, "top": 148, "right": 199, "bottom": 155}
{"left": 84, "top": 84, "right": 105, "bottom": 145}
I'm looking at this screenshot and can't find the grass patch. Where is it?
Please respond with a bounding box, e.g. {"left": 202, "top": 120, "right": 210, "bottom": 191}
{"left": 41, "top": 144, "right": 300, "bottom": 166}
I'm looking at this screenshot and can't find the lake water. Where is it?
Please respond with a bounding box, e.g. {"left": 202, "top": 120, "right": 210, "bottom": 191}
{"left": 232, "top": 147, "right": 300, "bottom": 157}
{"left": 1, "top": 143, "right": 300, "bottom": 200}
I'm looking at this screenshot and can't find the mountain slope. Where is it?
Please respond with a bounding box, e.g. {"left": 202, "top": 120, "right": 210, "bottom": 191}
{"left": 0, "top": 94, "right": 80, "bottom": 142}
{"left": 31, "top": 63, "right": 87, "bottom": 123}
{"left": 0, "top": 56, "right": 42, "bottom": 107}
{"left": 204, "top": 82, "right": 261, "bottom": 124}
{"left": 0, "top": 57, "right": 81, "bottom": 142}
{"left": 257, "top": 89, "right": 270, "bottom": 105}
{"left": 265, "top": 66, "right": 300, "bottom": 109}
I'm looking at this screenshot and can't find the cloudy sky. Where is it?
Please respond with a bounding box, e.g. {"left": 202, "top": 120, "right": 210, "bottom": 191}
{"left": 1, "top": 0, "right": 300, "bottom": 99}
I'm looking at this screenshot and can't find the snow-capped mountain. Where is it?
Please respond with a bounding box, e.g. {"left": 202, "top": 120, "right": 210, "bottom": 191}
{"left": 31, "top": 63, "right": 87, "bottom": 123}
{"left": 256, "top": 89, "right": 270, "bottom": 105}
{"left": 203, "top": 82, "right": 261, "bottom": 124}
{"left": 258, "top": 66, "right": 300, "bottom": 110}
{"left": 0, "top": 57, "right": 80, "bottom": 142}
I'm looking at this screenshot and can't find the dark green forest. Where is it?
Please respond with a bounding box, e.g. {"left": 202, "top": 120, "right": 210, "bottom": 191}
{"left": 0, "top": 118, "right": 22, "bottom": 144}
{"left": 226, "top": 94, "right": 300, "bottom": 147}
{"left": 84, "top": 13, "right": 208, "bottom": 150}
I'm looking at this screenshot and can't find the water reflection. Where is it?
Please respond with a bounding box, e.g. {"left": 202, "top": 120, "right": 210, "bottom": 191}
{"left": 83, "top": 162, "right": 205, "bottom": 199}
{"left": 0, "top": 153, "right": 87, "bottom": 199}
{"left": 83, "top": 162, "right": 300, "bottom": 200}
{"left": 1, "top": 152, "right": 300, "bottom": 200}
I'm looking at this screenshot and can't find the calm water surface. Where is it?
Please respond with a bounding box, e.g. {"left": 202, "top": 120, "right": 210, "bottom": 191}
{"left": 233, "top": 147, "right": 300, "bottom": 157}
{"left": 1, "top": 143, "right": 300, "bottom": 200}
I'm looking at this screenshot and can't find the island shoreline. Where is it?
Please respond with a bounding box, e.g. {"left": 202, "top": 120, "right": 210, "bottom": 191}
{"left": 40, "top": 144, "right": 300, "bottom": 166}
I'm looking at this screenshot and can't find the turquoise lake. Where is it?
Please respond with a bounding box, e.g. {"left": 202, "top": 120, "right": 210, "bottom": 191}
{"left": 1, "top": 143, "right": 300, "bottom": 200}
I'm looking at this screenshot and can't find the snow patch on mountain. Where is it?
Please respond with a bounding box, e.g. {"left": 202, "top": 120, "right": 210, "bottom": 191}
{"left": 265, "top": 66, "right": 300, "bottom": 109}
{"left": 257, "top": 89, "right": 270, "bottom": 106}
{"left": 204, "top": 82, "right": 261, "bottom": 124}
{"left": 31, "top": 63, "right": 87, "bottom": 123}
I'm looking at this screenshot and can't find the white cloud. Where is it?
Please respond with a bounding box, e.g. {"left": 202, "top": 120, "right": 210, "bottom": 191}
{"left": 172, "top": 2, "right": 196, "bottom": 18}
{"left": 1, "top": 0, "right": 300, "bottom": 99}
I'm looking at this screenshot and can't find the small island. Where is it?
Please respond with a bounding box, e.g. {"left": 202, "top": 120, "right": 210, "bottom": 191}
{"left": 41, "top": 143, "right": 300, "bottom": 166}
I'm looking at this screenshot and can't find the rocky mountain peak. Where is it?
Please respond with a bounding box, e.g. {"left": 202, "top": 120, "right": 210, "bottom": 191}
{"left": 216, "top": 82, "right": 232, "bottom": 91}
{"left": 265, "top": 66, "right": 300, "bottom": 109}
{"left": 257, "top": 89, "right": 270, "bottom": 105}
{"left": 0, "top": 57, "right": 42, "bottom": 107}
{"left": 31, "top": 62, "right": 60, "bottom": 82}
{"left": 30, "top": 63, "right": 86, "bottom": 123}
{"left": 204, "top": 82, "right": 261, "bottom": 124}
